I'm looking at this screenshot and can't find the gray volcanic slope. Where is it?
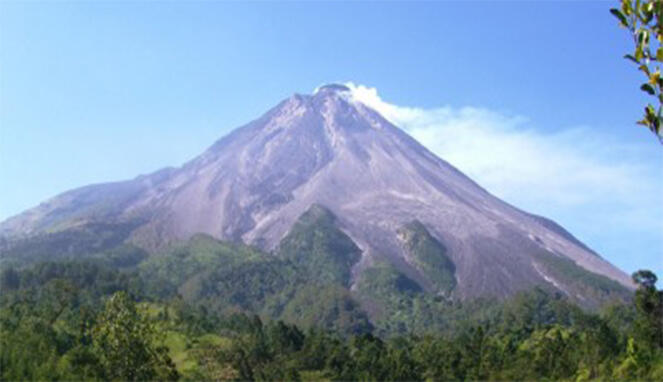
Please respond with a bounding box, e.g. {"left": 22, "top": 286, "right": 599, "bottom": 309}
{"left": 0, "top": 84, "right": 633, "bottom": 300}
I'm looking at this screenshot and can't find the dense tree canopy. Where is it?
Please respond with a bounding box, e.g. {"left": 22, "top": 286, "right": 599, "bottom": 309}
{"left": 1, "top": 257, "right": 661, "bottom": 381}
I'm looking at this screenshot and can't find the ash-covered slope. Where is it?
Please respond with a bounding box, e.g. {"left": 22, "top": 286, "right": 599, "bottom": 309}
{"left": 0, "top": 84, "right": 633, "bottom": 301}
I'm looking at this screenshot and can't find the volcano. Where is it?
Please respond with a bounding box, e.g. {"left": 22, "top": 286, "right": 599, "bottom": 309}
{"left": 0, "top": 84, "right": 633, "bottom": 303}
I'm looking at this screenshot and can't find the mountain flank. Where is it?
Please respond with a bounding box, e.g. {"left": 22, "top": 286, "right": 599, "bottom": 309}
{"left": 0, "top": 84, "right": 634, "bottom": 310}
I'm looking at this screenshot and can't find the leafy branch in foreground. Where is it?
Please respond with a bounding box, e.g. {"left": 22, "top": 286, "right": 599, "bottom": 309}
{"left": 611, "top": 0, "right": 663, "bottom": 143}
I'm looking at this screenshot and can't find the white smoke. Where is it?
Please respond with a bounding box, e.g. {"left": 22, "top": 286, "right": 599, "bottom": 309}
{"left": 345, "top": 82, "right": 663, "bottom": 275}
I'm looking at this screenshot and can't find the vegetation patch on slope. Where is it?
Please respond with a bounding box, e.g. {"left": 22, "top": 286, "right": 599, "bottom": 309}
{"left": 533, "top": 251, "right": 632, "bottom": 309}
{"left": 398, "top": 220, "right": 456, "bottom": 294}
{"left": 277, "top": 204, "right": 361, "bottom": 287}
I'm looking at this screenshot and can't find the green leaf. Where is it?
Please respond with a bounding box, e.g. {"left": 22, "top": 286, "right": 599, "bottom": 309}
{"left": 646, "top": 104, "right": 656, "bottom": 117}
{"left": 657, "top": 48, "right": 663, "bottom": 61}
{"left": 636, "top": 46, "right": 645, "bottom": 61}
{"left": 641, "top": 1, "right": 654, "bottom": 23}
{"left": 647, "top": 0, "right": 654, "bottom": 12}
{"left": 611, "top": 8, "right": 629, "bottom": 27}
{"left": 642, "top": 83, "right": 656, "bottom": 95}
{"left": 637, "top": 29, "right": 650, "bottom": 45}
{"left": 625, "top": 54, "right": 641, "bottom": 63}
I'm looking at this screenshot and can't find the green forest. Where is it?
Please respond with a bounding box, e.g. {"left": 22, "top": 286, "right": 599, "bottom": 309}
{"left": 0, "top": 224, "right": 662, "bottom": 381}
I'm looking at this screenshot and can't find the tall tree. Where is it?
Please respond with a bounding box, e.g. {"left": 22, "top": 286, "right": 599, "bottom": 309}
{"left": 631, "top": 270, "right": 663, "bottom": 349}
{"left": 91, "top": 292, "right": 178, "bottom": 381}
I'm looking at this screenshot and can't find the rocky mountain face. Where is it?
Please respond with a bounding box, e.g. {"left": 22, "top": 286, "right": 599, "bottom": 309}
{"left": 0, "top": 84, "right": 633, "bottom": 305}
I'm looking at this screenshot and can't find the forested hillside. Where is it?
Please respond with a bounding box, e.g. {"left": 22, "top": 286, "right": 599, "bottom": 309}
{"left": 1, "top": 233, "right": 661, "bottom": 380}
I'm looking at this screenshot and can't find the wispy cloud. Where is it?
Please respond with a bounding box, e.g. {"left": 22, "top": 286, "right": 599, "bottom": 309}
{"left": 347, "top": 82, "right": 663, "bottom": 274}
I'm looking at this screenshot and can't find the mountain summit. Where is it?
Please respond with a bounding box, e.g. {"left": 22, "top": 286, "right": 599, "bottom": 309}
{"left": 0, "top": 84, "right": 633, "bottom": 303}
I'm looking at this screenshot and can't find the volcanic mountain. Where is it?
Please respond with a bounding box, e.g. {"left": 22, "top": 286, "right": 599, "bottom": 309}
{"left": 0, "top": 84, "right": 633, "bottom": 304}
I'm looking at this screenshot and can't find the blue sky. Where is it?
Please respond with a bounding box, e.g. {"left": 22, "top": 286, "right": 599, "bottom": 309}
{"left": 1, "top": 1, "right": 661, "bottom": 279}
